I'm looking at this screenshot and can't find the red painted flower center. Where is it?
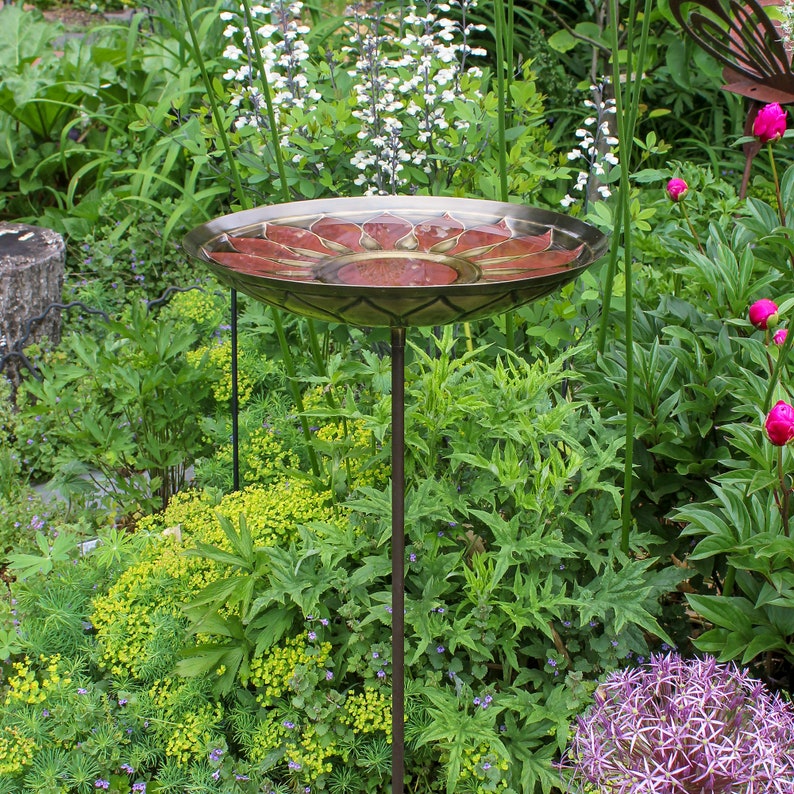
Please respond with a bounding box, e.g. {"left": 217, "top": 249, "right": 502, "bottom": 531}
{"left": 335, "top": 257, "right": 459, "bottom": 287}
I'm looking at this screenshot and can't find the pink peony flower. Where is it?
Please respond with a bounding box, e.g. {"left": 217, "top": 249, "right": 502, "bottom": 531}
{"left": 765, "top": 400, "right": 794, "bottom": 445}
{"left": 666, "top": 177, "right": 688, "bottom": 202}
{"left": 749, "top": 298, "right": 779, "bottom": 330}
{"left": 753, "top": 103, "right": 787, "bottom": 143}
{"left": 774, "top": 328, "right": 788, "bottom": 346}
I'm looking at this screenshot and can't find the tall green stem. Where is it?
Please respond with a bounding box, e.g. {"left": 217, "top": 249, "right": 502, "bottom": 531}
{"left": 605, "top": 0, "right": 653, "bottom": 554}
{"left": 493, "top": 0, "right": 514, "bottom": 352}
{"left": 180, "top": 0, "right": 320, "bottom": 478}
{"left": 239, "top": 0, "right": 290, "bottom": 201}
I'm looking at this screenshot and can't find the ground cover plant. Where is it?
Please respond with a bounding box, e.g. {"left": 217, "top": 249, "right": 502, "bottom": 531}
{"left": 2, "top": 0, "right": 794, "bottom": 792}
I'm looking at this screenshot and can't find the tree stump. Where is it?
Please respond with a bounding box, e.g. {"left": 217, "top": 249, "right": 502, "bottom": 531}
{"left": 0, "top": 222, "right": 65, "bottom": 395}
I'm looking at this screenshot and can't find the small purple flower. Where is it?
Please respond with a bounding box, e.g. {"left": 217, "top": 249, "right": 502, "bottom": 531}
{"left": 308, "top": 631, "right": 317, "bottom": 641}
{"left": 95, "top": 781, "right": 110, "bottom": 791}
{"left": 132, "top": 784, "right": 146, "bottom": 793}
{"left": 320, "top": 618, "right": 329, "bottom": 626}
{"left": 235, "top": 774, "right": 250, "bottom": 781}
{"left": 42, "top": 709, "right": 50, "bottom": 717}
{"left": 118, "top": 698, "right": 128, "bottom": 706}
{"left": 212, "top": 769, "right": 220, "bottom": 781}
{"left": 563, "top": 620, "right": 572, "bottom": 628}
{"left": 282, "top": 721, "right": 295, "bottom": 729}
{"left": 121, "top": 764, "right": 134, "bottom": 775}
{"left": 547, "top": 659, "right": 557, "bottom": 667}
{"left": 473, "top": 697, "right": 481, "bottom": 706}
{"left": 409, "top": 553, "right": 417, "bottom": 562}
{"left": 377, "top": 669, "right": 386, "bottom": 678}
{"left": 436, "top": 646, "right": 445, "bottom": 654}
{"left": 372, "top": 651, "right": 379, "bottom": 659}
{"left": 288, "top": 760, "right": 302, "bottom": 770}
{"left": 77, "top": 688, "right": 88, "bottom": 695}
{"left": 209, "top": 747, "right": 224, "bottom": 762}
{"left": 325, "top": 670, "right": 333, "bottom": 680}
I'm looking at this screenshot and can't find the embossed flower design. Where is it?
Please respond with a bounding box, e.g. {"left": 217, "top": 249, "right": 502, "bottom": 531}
{"left": 206, "top": 211, "right": 585, "bottom": 288}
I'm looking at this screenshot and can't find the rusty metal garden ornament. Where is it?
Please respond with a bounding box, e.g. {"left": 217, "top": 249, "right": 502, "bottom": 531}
{"left": 671, "top": 0, "right": 794, "bottom": 194}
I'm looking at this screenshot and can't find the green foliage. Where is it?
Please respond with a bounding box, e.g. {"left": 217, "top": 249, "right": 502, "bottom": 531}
{"left": 15, "top": 300, "right": 213, "bottom": 514}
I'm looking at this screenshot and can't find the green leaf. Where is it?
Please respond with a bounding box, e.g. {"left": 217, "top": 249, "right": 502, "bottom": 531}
{"left": 547, "top": 29, "right": 578, "bottom": 53}
{"left": 686, "top": 594, "right": 755, "bottom": 633}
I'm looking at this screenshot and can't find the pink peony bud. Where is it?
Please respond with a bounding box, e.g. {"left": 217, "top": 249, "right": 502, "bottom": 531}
{"left": 749, "top": 298, "right": 779, "bottom": 330}
{"left": 765, "top": 400, "right": 794, "bottom": 445}
{"left": 774, "top": 328, "right": 788, "bottom": 346}
{"left": 753, "top": 103, "right": 787, "bottom": 143}
{"left": 666, "top": 178, "right": 688, "bottom": 202}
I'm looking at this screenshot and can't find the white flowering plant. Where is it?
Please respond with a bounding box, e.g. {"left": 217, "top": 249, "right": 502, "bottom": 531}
{"left": 214, "top": 0, "right": 567, "bottom": 201}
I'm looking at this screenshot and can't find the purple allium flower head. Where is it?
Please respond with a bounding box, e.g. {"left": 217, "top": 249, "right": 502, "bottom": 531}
{"left": 562, "top": 653, "right": 794, "bottom": 794}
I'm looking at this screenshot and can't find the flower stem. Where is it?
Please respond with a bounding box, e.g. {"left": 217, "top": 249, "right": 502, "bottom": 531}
{"left": 679, "top": 201, "right": 703, "bottom": 254}
{"left": 768, "top": 142, "right": 786, "bottom": 227}
{"left": 180, "top": 0, "right": 320, "bottom": 479}
{"left": 763, "top": 320, "right": 794, "bottom": 412}
{"left": 778, "top": 445, "right": 790, "bottom": 535}
{"left": 240, "top": 0, "right": 290, "bottom": 201}
{"left": 493, "top": 0, "right": 514, "bottom": 352}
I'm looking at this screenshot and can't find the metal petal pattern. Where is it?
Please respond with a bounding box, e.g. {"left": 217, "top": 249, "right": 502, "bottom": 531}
{"left": 183, "top": 196, "right": 608, "bottom": 327}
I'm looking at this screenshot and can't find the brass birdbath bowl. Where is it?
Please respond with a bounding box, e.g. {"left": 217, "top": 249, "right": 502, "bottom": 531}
{"left": 183, "top": 196, "right": 608, "bottom": 792}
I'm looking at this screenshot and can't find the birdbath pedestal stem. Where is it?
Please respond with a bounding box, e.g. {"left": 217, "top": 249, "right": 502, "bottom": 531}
{"left": 391, "top": 325, "right": 406, "bottom": 794}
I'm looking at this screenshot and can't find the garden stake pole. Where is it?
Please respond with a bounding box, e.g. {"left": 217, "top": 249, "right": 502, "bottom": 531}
{"left": 231, "top": 289, "right": 240, "bottom": 491}
{"left": 391, "top": 325, "right": 406, "bottom": 794}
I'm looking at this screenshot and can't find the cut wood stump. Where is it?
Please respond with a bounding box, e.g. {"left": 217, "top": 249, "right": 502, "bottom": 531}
{"left": 0, "top": 222, "right": 65, "bottom": 395}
